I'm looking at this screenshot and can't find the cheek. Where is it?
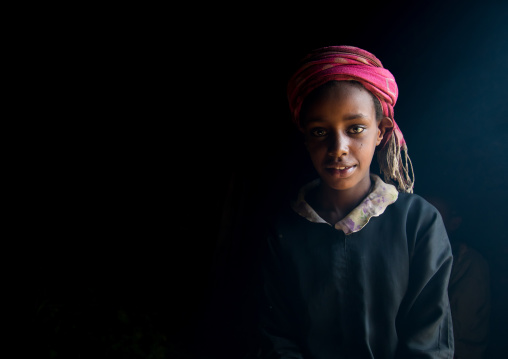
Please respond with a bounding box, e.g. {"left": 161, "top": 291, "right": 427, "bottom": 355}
{"left": 306, "top": 142, "right": 328, "bottom": 163}
{"left": 306, "top": 138, "right": 326, "bottom": 152}
{"left": 355, "top": 137, "right": 377, "bottom": 160}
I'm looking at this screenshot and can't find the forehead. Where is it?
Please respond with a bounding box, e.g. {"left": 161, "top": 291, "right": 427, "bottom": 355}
{"left": 300, "top": 81, "right": 376, "bottom": 123}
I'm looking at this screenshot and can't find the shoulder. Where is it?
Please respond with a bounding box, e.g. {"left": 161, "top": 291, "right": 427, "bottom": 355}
{"left": 262, "top": 201, "right": 336, "bottom": 258}
{"left": 390, "top": 192, "right": 444, "bottom": 227}
{"left": 265, "top": 203, "right": 317, "bottom": 244}
{"left": 394, "top": 192, "right": 440, "bottom": 213}
{"left": 266, "top": 202, "right": 302, "bottom": 229}
{"left": 384, "top": 192, "right": 450, "bottom": 253}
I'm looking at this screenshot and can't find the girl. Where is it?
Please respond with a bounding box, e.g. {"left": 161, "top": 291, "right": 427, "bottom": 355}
{"left": 258, "top": 46, "right": 454, "bottom": 359}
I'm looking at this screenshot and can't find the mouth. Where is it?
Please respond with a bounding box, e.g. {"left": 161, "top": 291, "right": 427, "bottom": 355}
{"left": 324, "top": 165, "right": 357, "bottom": 178}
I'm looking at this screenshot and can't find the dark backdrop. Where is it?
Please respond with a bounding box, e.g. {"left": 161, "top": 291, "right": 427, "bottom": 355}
{"left": 34, "top": 1, "right": 507, "bottom": 358}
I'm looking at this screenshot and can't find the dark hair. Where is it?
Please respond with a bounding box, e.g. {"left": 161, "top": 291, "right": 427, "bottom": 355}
{"left": 299, "top": 80, "right": 383, "bottom": 126}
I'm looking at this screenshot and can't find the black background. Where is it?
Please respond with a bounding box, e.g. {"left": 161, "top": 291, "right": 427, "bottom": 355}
{"left": 34, "top": 1, "right": 507, "bottom": 358}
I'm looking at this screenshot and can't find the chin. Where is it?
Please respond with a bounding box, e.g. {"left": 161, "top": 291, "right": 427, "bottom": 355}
{"left": 320, "top": 170, "right": 370, "bottom": 193}
{"left": 323, "top": 178, "right": 359, "bottom": 192}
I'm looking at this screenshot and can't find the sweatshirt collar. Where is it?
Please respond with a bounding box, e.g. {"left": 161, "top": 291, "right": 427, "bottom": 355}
{"left": 291, "top": 174, "right": 398, "bottom": 235}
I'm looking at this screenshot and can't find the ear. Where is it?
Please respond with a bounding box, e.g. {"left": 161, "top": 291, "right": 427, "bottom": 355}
{"left": 376, "top": 117, "right": 393, "bottom": 146}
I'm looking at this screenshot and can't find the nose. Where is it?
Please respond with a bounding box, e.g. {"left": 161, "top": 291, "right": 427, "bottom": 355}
{"left": 327, "top": 131, "right": 349, "bottom": 158}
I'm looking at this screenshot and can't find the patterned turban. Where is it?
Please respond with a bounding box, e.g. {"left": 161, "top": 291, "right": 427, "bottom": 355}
{"left": 287, "top": 45, "right": 414, "bottom": 193}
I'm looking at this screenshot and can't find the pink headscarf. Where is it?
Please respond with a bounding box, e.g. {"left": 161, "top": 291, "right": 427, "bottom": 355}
{"left": 287, "top": 45, "right": 414, "bottom": 192}
{"left": 287, "top": 45, "right": 405, "bottom": 150}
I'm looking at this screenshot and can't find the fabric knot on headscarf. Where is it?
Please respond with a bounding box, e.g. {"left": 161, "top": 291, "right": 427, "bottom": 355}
{"left": 287, "top": 45, "right": 414, "bottom": 193}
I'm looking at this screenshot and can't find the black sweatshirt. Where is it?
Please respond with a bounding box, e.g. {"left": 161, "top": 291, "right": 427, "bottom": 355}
{"left": 259, "top": 192, "right": 454, "bottom": 359}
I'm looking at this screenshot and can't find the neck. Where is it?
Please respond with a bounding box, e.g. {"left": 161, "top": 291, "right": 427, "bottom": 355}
{"left": 309, "top": 175, "right": 373, "bottom": 224}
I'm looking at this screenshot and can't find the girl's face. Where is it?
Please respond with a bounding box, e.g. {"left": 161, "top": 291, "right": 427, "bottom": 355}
{"left": 300, "top": 82, "right": 391, "bottom": 194}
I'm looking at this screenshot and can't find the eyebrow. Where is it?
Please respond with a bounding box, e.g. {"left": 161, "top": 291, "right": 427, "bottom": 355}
{"left": 344, "top": 113, "right": 369, "bottom": 121}
{"left": 305, "top": 113, "right": 369, "bottom": 124}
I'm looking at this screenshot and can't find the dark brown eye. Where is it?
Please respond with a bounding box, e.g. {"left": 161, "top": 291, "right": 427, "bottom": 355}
{"left": 311, "top": 128, "right": 327, "bottom": 137}
{"left": 349, "top": 126, "right": 365, "bottom": 134}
